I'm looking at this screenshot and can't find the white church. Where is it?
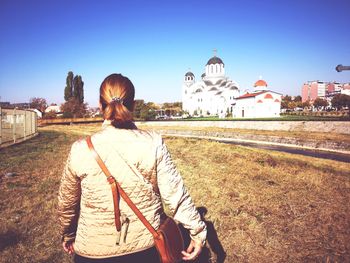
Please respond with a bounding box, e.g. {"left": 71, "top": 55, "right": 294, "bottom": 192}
{"left": 182, "top": 54, "right": 240, "bottom": 117}
{"left": 232, "top": 79, "right": 282, "bottom": 118}
{"left": 182, "top": 53, "right": 282, "bottom": 118}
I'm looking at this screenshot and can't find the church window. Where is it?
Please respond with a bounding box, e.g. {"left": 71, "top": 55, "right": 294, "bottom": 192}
{"left": 216, "top": 64, "right": 219, "bottom": 73}
{"left": 211, "top": 65, "right": 213, "bottom": 73}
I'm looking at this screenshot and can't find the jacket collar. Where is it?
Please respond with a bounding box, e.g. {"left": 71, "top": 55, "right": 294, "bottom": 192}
{"left": 102, "top": 119, "right": 138, "bottom": 130}
{"left": 102, "top": 120, "right": 112, "bottom": 129}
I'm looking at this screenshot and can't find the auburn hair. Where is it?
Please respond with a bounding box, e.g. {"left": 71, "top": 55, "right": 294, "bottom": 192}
{"left": 100, "top": 73, "right": 135, "bottom": 128}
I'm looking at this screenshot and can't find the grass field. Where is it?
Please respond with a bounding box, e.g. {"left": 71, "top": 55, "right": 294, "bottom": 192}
{"left": 0, "top": 124, "right": 349, "bottom": 262}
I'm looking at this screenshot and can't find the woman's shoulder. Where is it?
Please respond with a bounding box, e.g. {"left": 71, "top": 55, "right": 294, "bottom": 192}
{"left": 87, "top": 127, "right": 164, "bottom": 147}
{"left": 134, "top": 128, "right": 162, "bottom": 140}
{"left": 70, "top": 137, "right": 89, "bottom": 154}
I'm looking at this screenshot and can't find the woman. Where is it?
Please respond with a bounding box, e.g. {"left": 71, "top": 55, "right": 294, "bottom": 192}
{"left": 58, "top": 73, "right": 207, "bottom": 262}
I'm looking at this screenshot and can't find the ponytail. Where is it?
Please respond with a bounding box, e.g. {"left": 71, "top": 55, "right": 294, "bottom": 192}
{"left": 100, "top": 74, "right": 135, "bottom": 129}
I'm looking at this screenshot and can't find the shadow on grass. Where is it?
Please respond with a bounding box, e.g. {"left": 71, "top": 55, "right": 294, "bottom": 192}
{"left": 0, "top": 229, "right": 21, "bottom": 251}
{"left": 180, "top": 207, "right": 226, "bottom": 263}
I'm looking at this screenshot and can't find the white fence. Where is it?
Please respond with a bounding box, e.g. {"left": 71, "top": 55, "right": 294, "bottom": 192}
{"left": 0, "top": 107, "right": 38, "bottom": 147}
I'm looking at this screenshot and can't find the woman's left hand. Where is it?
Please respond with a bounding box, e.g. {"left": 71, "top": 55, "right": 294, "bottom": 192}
{"left": 62, "top": 241, "right": 75, "bottom": 255}
{"left": 182, "top": 239, "right": 202, "bottom": 261}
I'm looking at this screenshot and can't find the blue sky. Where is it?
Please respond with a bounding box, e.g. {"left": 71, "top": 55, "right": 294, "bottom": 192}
{"left": 0, "top": 0, "right": 349, "bottom": 107}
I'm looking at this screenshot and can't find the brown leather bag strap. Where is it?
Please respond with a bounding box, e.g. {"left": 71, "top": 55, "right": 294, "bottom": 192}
{"left": 86, "top": 136, "right": 159, "bottom": 238}
{"left": 86, "top": 136, "right": 121, "bottom": 232}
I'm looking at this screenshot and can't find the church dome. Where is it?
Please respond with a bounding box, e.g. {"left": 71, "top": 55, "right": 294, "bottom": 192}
{"left": 254, "top": 79, "right": 268, "bottom": 87}
{"left": 185, "top": 71, "right": 195, "bottom": 77}
{"left": 206, "top": 56, "right": 224, "bottom": 66}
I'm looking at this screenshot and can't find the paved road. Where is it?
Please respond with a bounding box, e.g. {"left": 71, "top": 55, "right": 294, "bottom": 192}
{"left": 222, "top": 140, "right": 350, "bottom": 163}
{"left": 163, "top": 133, "right": 350, "bottom": 163}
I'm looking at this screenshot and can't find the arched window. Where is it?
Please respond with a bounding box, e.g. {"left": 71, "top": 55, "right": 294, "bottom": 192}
{"left": 264, "top": 94, "right": 273, "bottom": 99}
{"left": 216, "top": 64, "right": 219, "bottom": 73}
{"left": 211, "top": 65, "right": 213, "bottom": 73}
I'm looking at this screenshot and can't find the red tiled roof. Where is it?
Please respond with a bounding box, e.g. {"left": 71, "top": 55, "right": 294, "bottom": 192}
{"left": 257, "top": 100, "right": 263, "bottom": 103}
{"left": 236, "top": 91, "right": 265, "bottom": 99}
{"left": 264, "top": 93, "right": 273, "bottom": 99}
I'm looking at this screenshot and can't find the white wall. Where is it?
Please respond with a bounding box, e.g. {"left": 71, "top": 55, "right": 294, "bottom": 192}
{"left": 233, "top": 92, "right": 281, "bottom": 118}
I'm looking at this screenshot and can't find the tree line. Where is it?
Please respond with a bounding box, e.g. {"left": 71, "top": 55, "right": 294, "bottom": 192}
{"left": 29, "top": 71, "right": 184, "bottom": 120}
{"left": 281, "top": 94, "right": 350, "bottom": 113}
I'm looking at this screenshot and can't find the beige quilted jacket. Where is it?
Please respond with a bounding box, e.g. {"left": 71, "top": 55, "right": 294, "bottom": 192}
{"left": 58, "top": 121, "right": 207, "bottom": 258}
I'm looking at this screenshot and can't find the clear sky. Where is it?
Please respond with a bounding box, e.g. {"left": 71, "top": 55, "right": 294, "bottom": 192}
{"left": 0, "top": 0, "right": 349, "bottom": 107}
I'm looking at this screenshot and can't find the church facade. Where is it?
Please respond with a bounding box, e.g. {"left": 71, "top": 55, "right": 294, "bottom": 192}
{"left": 232, "top": 79, "right": 282, "bottom": 118}
{"left": 182, "top": 55, "right": 240, "bottom": 117}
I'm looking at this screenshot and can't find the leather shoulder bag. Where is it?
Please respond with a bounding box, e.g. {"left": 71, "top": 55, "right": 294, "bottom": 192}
{"left": 86, "top": 136, "right": 184, "bottom": 263}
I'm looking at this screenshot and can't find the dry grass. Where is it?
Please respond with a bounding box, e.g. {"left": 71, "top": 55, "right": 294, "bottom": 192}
{"left": 0, "top": 124, "right": 349, "bottom": 262}
{"left": 165, "top": 137, "right": 350, "bottom": 262}
{"left": 137, "top": 124, "right": 350, "bottom": 145}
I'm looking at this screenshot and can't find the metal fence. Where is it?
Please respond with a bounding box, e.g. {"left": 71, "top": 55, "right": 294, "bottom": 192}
{"left": 0, "top": 107, "right": 38, "bottom": 147}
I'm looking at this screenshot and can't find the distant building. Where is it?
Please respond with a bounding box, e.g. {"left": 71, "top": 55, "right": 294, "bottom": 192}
{"left": 13, "top": 102, "right": 31, "bottom": 108}
{"left": 30, "top": 109, "right": 43, "bottom": 118}
{"left": 326, "top": 82, "right": 342, "bottom": 93}
{"left": 302, "top": 81, "right": 350, "bottom": 103}
{"left": 343, "top": 83, "right": 350, "bottom": 90}
{"left": 302, "top": 81, "right": 327, "bottom": 102}
{"left": 342, "top": 83, "right": 350, "bottom": 96}
{"left": 0, "top": 101, "right": 11, "bottom": 108}
{"left": 45, "top": 105, "right": 61, "bottom": 113}
{"left": 0, "top": 102, "right": 30, "bottom": 109}
{"left": 182, "top": 53, "right": 240, "bottom": 117}
{"left": 232, "top": 79, "right": 282, "bottom": 118}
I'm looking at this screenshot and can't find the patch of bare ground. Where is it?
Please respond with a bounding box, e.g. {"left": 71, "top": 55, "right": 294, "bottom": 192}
{"left": 0, "top": 125, "right": 348, "bottom": 262}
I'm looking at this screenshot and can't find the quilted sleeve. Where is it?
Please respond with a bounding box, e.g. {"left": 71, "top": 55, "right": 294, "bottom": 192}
{"left": 156, "top": 135, "right": 207, "bottom": 245}
{"left": 57, "top": 143, "right": 81, "bottom": 242}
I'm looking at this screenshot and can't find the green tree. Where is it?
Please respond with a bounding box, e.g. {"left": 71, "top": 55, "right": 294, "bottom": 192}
{"left": 134, "top": 100, "right": 145, "bottom": 119}
{"left": 313, "top": 97, "right": 328, "bottom": 110}
{"left": 302, "top": 100, "right": 310, "bottom": 109}
{"left": 63, "top": 71, "right": 85, "bottom": 118}
{"left": 61, "top": 98, "right": 87, "bottom": 118}
{"left": 140, "top": 104, "right": 156, "bottom": 120}
{"left": 331, "top": 94, "right": 350, "bottom": 114}
{"left": 294, "top": 95, "right": 302, "bottom": 102}
{"left": 29, "top": 97, "right": 47, "bottom": 112}
{"left": 281, "top": 95, "right": 292, "bottom": 109}
{"left": 133, "top": 100, "right": 158, "bottom": 120}
{"left": 65, "top": 71, "right": 84, "bottom": 103}
{"left": 73, "top": 75, "right": 84, "bottom": 103}
{"left": 289, "top": 101, "right": 297, "bottom": 110}
{"left": 64, "top": 71, "right": 74, "bottom": 101}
